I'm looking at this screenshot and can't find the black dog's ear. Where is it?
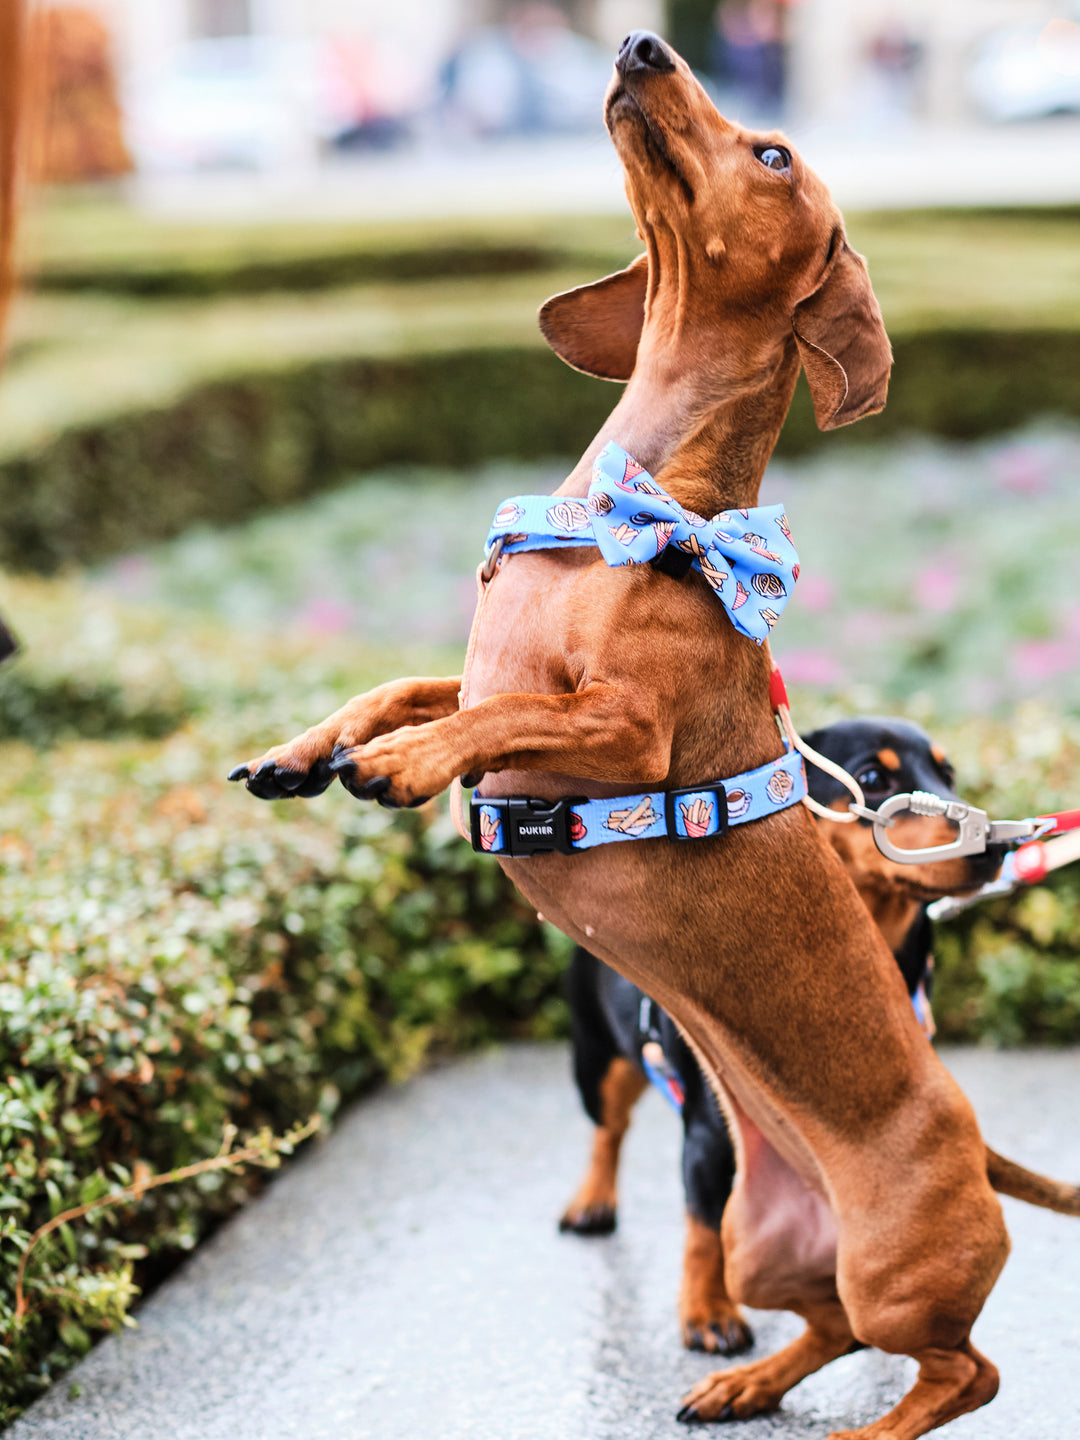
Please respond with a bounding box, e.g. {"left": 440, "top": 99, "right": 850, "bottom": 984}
{"left": 538, "top": 254, "right": 648, "bottom": 381}
{"left": 792, "top": 234, "right": 892, "bottom": 430}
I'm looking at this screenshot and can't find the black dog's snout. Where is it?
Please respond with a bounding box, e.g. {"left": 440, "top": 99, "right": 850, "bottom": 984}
{"left": 970, "top": 843, "right": 1009, "bottom": 886}
{"left": 617, "top": 30, "right": 675, "bottom": 77}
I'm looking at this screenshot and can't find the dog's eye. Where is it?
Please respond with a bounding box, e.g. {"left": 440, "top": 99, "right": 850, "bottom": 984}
{"left": 754, "top": 144, "right": 791, "bottom": 172}
{"left": 855, "top": 767, "right": 889, "bottom": 796}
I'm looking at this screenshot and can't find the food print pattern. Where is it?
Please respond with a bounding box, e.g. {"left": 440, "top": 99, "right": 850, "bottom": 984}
{"left": 484, "top": 442, "right": 799, "bottom": 646}
{"left": 473, "top": 747, "right": 807, "bottom": 854}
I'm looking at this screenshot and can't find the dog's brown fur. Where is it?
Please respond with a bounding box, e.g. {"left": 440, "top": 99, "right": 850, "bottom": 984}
{"left": 235, "top": 41, "right": 1069, "bottom": 1438}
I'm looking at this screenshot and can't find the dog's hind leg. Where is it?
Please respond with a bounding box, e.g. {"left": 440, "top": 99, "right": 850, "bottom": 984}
{"left": 676, "top": 1053, "right": 753, "bottom": 1355}
{"left": 679, "top": 1214, "right": 754, "bottom": 1356}
{"left": 677, "top": 1299, "right": 855, "bottom": 1423}
{"left": 828, "top": 1340, "right": 999, "bottom": 1440}
{"left": 559, "top": 1058, "right": 647, "bottom": 1234}
{"left": 560, "top": 954, "right": 648, "bottom": 1235}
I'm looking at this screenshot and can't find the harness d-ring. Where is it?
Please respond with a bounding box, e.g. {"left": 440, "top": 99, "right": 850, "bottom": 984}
{"left": 480, "top": 536, "right": 505, "bottom": 584}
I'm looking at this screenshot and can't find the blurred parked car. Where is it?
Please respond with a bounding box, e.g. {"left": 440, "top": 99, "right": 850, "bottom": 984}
{"left": 968, "top": 13, "right": 1080, "bottom": 122}
{"left": 127, "top": 33, "right": 415, "bottom": 172}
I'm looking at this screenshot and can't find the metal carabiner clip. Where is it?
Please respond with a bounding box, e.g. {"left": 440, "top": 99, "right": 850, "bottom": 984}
{"left": 870, "top": 791, "right": 1041, "bottom": 865}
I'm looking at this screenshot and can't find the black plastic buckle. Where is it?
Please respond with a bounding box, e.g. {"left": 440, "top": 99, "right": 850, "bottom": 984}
{"left": 470, "top": 795, "right": 585, "bottom": 857}
{"left": 664, "top": 785, "right": 729, "bottom": 842}
{"left": 650, "top": 543, "right": 694, "bottom": 580}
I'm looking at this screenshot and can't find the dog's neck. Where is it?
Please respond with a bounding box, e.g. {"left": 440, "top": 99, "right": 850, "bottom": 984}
{"left": 557, "top": 336, "right": 802, "bottom": 517}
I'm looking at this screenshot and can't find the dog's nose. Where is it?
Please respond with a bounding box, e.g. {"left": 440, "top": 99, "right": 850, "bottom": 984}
{"left": 969, "top": 843, "right": 1008, "bottom": 886}
{"left": 617, "top": 30, "right": 675, "bottom": 77}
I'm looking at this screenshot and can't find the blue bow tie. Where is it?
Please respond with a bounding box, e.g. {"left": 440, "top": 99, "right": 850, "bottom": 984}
{"left": 484, "top": 442, "right": 799, "bottom": 645}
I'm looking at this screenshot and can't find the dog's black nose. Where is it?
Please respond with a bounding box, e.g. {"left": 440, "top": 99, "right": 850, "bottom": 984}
{"left": 617, "top": 30, "right": 675, "bottom": 77}
{"left": 969, "top": 843, "right": 1009, "bottom": 886}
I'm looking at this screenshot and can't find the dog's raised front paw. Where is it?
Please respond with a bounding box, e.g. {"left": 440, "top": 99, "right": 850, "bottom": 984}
{"left": 228, "top": 741, "right": 336, "bottom": 801}
{"left": 328, "top": 732, "right": 448, "bottom": 809}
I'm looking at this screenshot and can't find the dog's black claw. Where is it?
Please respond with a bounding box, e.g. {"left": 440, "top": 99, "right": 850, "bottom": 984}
{"left": 227, "top": 764, "right": 250, "bottom": 782}
{"left": 685, "top": 1329, "right": 707, "bottom": 1353}
{"left": 295, "top": 757, "right": 336, "bottom": 798}
{"left": 718, "top": 1404, "right": 735, "bottom": 1421}
{"left": 676, "top": 1405, "right": 700, "bottom": 1425}
{"left": 274, "top": 768, "right": 307, "bottom": 792}
{"left": 712, "top": 1320, "right": 754, "bottom": 1355}
{"left": 360, "top": 775, "right": 392, "bottom": 801}
{"left": 406, "top": 794, "right": 432, "bottom": 809}
{"left": 245, "top": 759, "right": 287, "bottom": 800}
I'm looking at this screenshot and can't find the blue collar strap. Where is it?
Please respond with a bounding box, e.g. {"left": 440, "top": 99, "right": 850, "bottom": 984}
{"left": 485, "top": 442, "right": 799, "bottom": 646}
{"left": 471, "top": 746, "right": 807, "bottom": 857}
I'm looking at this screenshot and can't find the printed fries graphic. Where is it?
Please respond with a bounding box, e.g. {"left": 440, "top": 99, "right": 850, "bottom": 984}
{"left": 679, "top": 797, "right": 715, "bottom": 838}
{"left": 608, "top": 522, "right": 641, "bottom": 547}
{"left": 699, "top": 551, "right": 730, "bottom": 592}
{"left": 604, "top": 796, "right": 659, "bottom": 835}
{"left": 653, "top": 521, "right": 676, "bottom": 554}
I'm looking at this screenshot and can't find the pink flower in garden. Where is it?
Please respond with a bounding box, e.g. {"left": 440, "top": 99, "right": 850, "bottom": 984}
{"left": 795, "top": 574, "right": 835, "bottom": 613}
{"left": 112, "top": 555, "right": 151, "bottom": 596}
{"left": 1011, "top": 638, "right": 1080, "bottom": 684}
{"left": 299, "top": 597, "right": 355, "bottom": 635}
{"left": 913, "top": 563, "right": 960, "bottom": 613}
{"left": 993, "top": 443, "right": 1054, "bottom": 496}
{"left": 844, "top": 610, "right": 892, "bottom": 646}
{"left": 775, "top": 648, "right": 846, "bottom": 686}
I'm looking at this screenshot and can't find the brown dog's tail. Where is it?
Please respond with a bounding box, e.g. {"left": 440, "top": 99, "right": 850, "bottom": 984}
{"left": 986, "top": 1145, "right": 1080, "bottom": 1217}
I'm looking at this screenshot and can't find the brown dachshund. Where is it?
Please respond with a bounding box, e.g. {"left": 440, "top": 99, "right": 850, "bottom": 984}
{"left": 231, "top": 33, "right": 1063, "bottom": 1439}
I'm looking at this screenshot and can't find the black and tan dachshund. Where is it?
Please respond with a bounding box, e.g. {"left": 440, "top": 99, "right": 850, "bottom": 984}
{"left": 559, "top": 716, "right": 1006, "bottom": 1356}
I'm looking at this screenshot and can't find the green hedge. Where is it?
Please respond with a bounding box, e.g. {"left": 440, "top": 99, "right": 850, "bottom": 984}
{"left": 31, "top": 240, "right": 623, "bottom": 298}
{"left": 3, "top": 330, "right": 1080, "bottom": 574}
{"left": 0, "top": 755, "right": 571, "bottom": 1426}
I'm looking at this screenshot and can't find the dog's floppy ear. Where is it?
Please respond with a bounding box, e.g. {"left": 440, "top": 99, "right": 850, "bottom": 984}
{"left": 792, "top": 234, "right": 892, "bottom": 431}
{"left": 538, "top": 254, "right": 648, "bottom": 381}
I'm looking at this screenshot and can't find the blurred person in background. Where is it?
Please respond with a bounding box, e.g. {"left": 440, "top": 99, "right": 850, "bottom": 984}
{"left": 709, "top": 0, "right": 789, "bottom": 121}
{"left": 435, "top": 2, "right": 611, "bottom": 138}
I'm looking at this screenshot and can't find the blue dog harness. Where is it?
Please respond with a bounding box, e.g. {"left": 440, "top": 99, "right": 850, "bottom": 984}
{"left": 469, "top": 443, "right": 807, "bottom": 858}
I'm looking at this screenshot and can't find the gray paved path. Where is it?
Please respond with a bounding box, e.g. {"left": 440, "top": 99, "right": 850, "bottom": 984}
{"left": 11, "top": 1045, "right": 1080, "bottom": 1440}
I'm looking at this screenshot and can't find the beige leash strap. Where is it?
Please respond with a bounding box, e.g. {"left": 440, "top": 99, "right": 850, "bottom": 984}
{"left": 768, "top": 667, "right": 871, "bottom": 824}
